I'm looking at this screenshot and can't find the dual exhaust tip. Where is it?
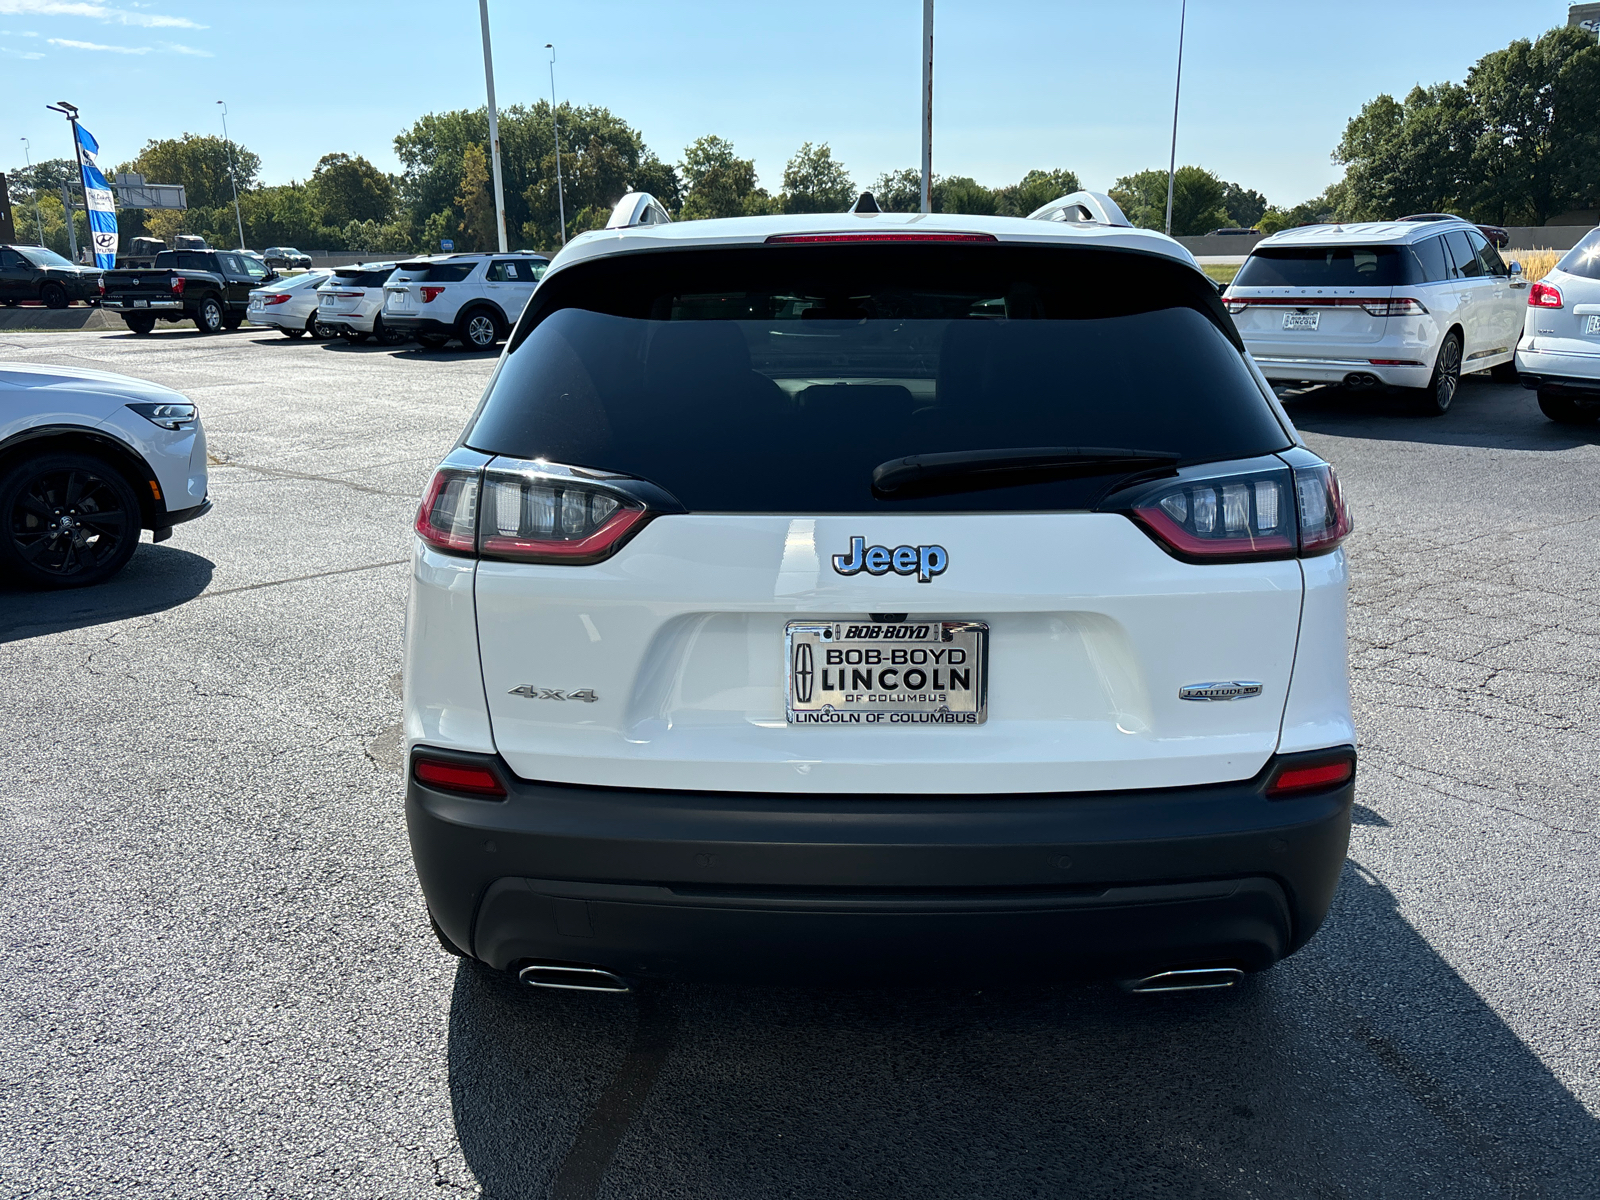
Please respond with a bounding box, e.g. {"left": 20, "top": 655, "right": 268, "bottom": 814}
{"left": 1343, "top": 372, "right": 1382, "bottom": 389}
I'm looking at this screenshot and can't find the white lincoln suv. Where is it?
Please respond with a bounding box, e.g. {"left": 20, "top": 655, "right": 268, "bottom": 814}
{"left": 1227, "top": 219, "right": 1527, "bottom": 414}
{"left": 403, "top": 192, "right": 1355, "bottom": 994}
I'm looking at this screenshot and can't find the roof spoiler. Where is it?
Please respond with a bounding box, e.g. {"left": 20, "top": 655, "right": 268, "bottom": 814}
{"left": 1027, "top": 190, "right": 1132, "bottom": 228}
{"left": 606, "top": 192, "right": 673, "bottom": 230}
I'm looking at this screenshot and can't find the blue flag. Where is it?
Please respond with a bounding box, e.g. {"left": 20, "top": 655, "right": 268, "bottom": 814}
{"left": 76, "top": 123, "right": 118, "bottom": 269}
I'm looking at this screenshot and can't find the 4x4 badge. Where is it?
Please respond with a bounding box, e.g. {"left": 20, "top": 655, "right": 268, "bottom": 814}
{"left": 510, "top": 686, "right": 598, "bottom": 702}
{"left": 832, "top": 536, "right": 948, "bottom": 583}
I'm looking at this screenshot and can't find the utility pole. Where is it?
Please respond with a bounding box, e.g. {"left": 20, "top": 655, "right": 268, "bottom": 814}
{"left": 217, "top": 101, "right": 246, "bottom": 250}
{"left": 478, "top": 0, "right": 509, "bottom": 252}
{"left": 45, "top": 102, "right": 91, "bottom": 260}
{"left": 546, "top": 44, "right": 567, "bottom": 247}
{"left": 1164, "top": 0, "right": 1188, "bottom": 237}
{"left": 20, "top": 137, "right": 46, "bottom": 246}
{"left": 920, "top": 0, "right": 934, "bottom": 214}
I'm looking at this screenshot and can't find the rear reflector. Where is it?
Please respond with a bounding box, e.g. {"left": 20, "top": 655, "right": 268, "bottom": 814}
{"left": 764, "top": 232, "right": 998, "bottom": 244}
{"left": 413, "top": 757, "right": 506, "bottom": 797}
{"left": 1266, "top": 758, "right": 1354, "bottom": 797}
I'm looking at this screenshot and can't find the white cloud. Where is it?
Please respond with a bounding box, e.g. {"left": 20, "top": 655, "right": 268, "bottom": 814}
{"left": 1, "top": 42, "right": 44, "bottom": 56}
{"left": 48, "top": 34, "right": 147, "bottom": 51}
{"left": 0, "top": 2, "right": 205, "bottom": 29}
{"left": 0, "top": 28, "right": 43, "bottom": 34}
{"left": 158, "top": 38, "right": 207, "bottom": 55}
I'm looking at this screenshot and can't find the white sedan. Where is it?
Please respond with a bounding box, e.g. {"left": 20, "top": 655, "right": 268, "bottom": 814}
{"left": 0, "top": 362, "right": 210, "bottom": 588}
{"left": 246, "top": 269, "right": 338, "bottom": 339}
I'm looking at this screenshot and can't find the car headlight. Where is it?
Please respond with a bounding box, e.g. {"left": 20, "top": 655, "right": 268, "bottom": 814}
{"left": 126, "top": 401, "right": 198, "bottom": 429}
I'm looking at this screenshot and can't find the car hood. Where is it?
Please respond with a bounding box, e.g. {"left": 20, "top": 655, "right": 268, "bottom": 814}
{"left": 0, "top": 361, "right": 187, "bottom": 405}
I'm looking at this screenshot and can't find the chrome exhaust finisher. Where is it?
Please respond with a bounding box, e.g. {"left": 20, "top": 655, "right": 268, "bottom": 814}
{"left": 1342, "top": 372, "right": 1380, "bottom": 389}
{"left": 1121, "top": 966, "right": 1245, "bottom": 994}
{"left": 518, "top": 962, "right": 632, "bottom": 993}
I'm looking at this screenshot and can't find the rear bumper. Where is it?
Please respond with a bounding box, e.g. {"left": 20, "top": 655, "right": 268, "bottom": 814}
{"left": 383, "top": 315, "right": 452, "bottom": 335}
{"left": 1515, "top": 344, "right": 1600, "bottom": 391}
{"left": 106, "top": 298, "right": 185, "bottom": 313}
{"left": 407, "top": 747, "right": 1355, "bottom": 984}
{"left": 1251, "top": 354, "right": 1431, "bottom": 388}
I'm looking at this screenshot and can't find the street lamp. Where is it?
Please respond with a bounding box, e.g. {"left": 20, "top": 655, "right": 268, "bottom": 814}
{"left": 545, "top": 44, "right": 566, "bottom": 247}
{"left": 1164, "top": 0, "right": 1188, "bottom": 237}
{"left": 477, "top": 0, "right": 509, "bottom": 252}
{"left": 19, "top": 136, "right": 46, "bottom": 247}
{"left": 216, "top": 101, "right": 246, "bottom": 250}
{"left": 45, "top": 101, "right": 90, "bottom": 261}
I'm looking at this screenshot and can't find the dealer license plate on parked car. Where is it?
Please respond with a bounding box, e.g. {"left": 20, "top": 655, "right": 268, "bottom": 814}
{"left": 1586, "top": 315, "right": 1600, "bottom": 335}
{"left": 1282, "top": 311, "right": 1320, "bottom": 331}
{"left": 132, "top": 299, "right": 148, "bottom": 309}
{"left": 785, "top": 620, "right": 988, "bottom": 725}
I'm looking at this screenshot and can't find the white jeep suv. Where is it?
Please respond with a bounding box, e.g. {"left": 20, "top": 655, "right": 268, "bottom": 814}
{"left": 1227, "top": 220, "right": 1527, "bottom": 414}
{"left": 403, "top": 193, "right": 1356, "bottom": 993}
{"left": 381, "top": 252, "right": 550, "bottom": 351}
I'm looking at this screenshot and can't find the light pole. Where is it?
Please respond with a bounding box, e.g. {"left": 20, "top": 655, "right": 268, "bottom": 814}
{"left": 545, "top": 43, "right": 567, "bottom": 247}
{"left": 45, "top": 101, "right": 90, "bottom": 260}
{"left": 920, "top": 0, "right": 933, "bottom": 214}
{"left": 1164, "top": 0, "right": 1188, "bottom": 237}
{"left": 20, "top": 137, "right": 46, "bottom": 246}
{"left": 477, "top": 0, "right": 509, "bottom": 252}
{"left": 216, "top": 101, "right": 246, "bottom": 250}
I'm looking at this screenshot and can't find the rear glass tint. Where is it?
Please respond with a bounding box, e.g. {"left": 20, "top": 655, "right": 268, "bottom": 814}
{"left": 333, "top": 268, "right": 394, "bottom": 288}
{"left": 395, "top": 261, "right": 476, "bottom": 282}
{"left": 465, "top": 246, "right": 1289, "bottom": 514}
{"left": 1235, "top": 245, "right": 1415, "bottom": 288}
{"left": 1556, "top": 230, "right": 1600, "bottom": 280}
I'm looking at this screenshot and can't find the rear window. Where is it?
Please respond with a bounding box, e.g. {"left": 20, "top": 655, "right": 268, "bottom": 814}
{"left": 1556, "top": 230, "right": 1600, "bottom": 280}
{"left": 394, "top": 260, "right": 476, "bottom": 283}
{"left": 464, "top": 247, "right": 1287, "bottom": 514}
{"left": 1235, "top": 245, "right": 1416, "bottom": 288}
{"left": 332, "top": 268, "right": 395, "bottom": 288}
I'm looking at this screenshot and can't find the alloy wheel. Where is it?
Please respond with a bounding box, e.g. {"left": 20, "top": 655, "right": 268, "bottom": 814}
{"left": 7, "top": 464, "right": 131, "bottom": 581}
{"left": 1435, "top": 335, "right": 1461, "bottom": 412}
{"left": 466, "top": 313, "right": 497, "bottom": 347}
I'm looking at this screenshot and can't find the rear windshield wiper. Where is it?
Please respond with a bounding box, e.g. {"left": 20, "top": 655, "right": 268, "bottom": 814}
{"left": 872, "top": 446, "right": 1180, "bottom": 498}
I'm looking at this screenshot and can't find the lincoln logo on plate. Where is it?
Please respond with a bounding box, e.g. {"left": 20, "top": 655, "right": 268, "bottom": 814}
{"left": 793, "top": 641, "right": 815, "bottom": 704}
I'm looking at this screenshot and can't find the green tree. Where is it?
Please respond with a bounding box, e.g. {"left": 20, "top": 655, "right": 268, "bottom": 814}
{"left": 933, "top": 176, "right": 997, "bottom": 215}
{"left": 4, "top": 157, "right": 78, "bottom": 205}
{"left": 992, "top": 168, "right": 1081, "bottom": 216}
{"left": 455, "top": 143, "right": 498, "bottom": 251}
{"left": 119, "top": 134, "right": 260, "bottom": 211}
{"left": 311, "top": 153, "right": 395, "bottom": 226}
{"left": 869, "top": 167, "right": 923, "bottom": 212}
{"left": 679, "top": 135, "right": 770, "bottom": 220}
{"left": 780, "top": 142, "right": 855, "bottom": 214}
{"left": 1110, "top": 166, "right": 1229, "bottom": 235}
{"left": 1335, "top": 84, "right": 1476, "bottom": 221}
{"left": 1220, "top": 181, "right": 1268, "bottom": 228}
{"left": 1256, "top": 182, "right": 1348, "bottom": 234}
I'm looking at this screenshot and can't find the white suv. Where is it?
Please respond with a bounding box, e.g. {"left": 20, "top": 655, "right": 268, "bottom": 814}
{"left": 314, "top": 262, "right": 403, "bottom": 344}
{"left": 1226, "top": 220, "right": 1527, "bottom": 414}
{"left": 403, "top": 192, "right": 1355, "bottom": 993}
{"left": 381, "top": 252, "right": 550, "bottom": 351}
{"left": 1513, "top": 228, "right": 1600, "bottom": 424}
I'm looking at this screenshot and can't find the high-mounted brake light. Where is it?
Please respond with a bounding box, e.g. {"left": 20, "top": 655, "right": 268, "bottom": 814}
{"left": 413, "top": 756, "right": 506, "bottom": 798}
{"left": 764, "top": 232, "right": 999, "bottom": 244}
{"left": 1529, "top": 281, "right": 1563, "bottom": 308}
{"left": 1266, "top": 756, "right": 1354, "bottom": 798}
{"left": 1119, "top": 461, "right": 1352, "bottom": 562}
{"left": 170, "top": 276, "right": 185, "bottom": 295}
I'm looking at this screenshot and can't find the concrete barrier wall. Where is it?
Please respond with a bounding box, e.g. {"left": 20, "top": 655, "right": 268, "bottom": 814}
{"left": 1174, "top": 224, "right": 1598, "bottom": 258}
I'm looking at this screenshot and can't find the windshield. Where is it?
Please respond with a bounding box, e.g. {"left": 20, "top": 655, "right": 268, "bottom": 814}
{"left": 464, "top": 246, "right": 1289, "bottom": 514}
{"left": 1556, "top": 231, "right": 1600, "bottom": 281}
{"left": 1234, "top": 245, "right": 1415, "bottom": 288}
{"left": 18, "top": 246, "right": 76, "bottom": 269}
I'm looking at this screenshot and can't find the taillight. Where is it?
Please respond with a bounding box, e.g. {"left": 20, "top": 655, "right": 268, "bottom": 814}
{"left": 1529, "top": 281, "right": 1563, "bottom": 308}
{"left": 415, "top": 466, "right": 480, "bottom": 553}
{"left": 1266, "top": 754, "right": 1354, "bottom": 798}
{"left": 1359, "top": 297, "right": 1427, "bottom": 316}
{"left": 420, "top": 286, "right": 446, "bottom": 302}
{"left": 1119, "top": 462, "right": 1352, "bottom": 562}
{"left": 265, "top": 293, "right": 292, "bottom": 306}
{"left": 413, "top": 756, "right": 506, "bottom": 798}
{"left": 170, "top": 276, "right": 185, "bottom": 295}
{"left": 480, "top": 465, "right": 649, "bottom": 564}
{"left": 1223, "top": 297, "right": 1426, "bottom": 316}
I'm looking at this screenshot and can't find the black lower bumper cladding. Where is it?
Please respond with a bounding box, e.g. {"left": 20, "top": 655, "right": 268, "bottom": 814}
{"left": 406, "top": 746, "right": 1355, "bottom": 985}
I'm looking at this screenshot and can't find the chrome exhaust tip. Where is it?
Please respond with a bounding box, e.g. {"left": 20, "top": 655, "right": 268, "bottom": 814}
{"left": 518, "top": 963, "right": 632, "bottom": 993}
{"left": 1121, "top": 967, "right": 1245, "bottom": 994}
{"left": 1343, "top": 372, "right": 1379, "bottom": 389}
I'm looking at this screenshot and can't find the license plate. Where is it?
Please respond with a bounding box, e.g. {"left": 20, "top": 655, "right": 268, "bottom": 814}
{"left": 786, "top": 620, "right": 987, "bottom": 725}
{"left": 1282, "top": 311, "right": 1319, "bottom": 331}
{"left": 249, "top": 300, "right": 262, "bottom": 310}
{"left": 387, "top": 291, "right": 409, "bottom": 310}
{"left": 1586, "top": 315, "right": 1600, "bottom": 335}
{"left": 132, "top": 299, "right": 148, "bottom": 309}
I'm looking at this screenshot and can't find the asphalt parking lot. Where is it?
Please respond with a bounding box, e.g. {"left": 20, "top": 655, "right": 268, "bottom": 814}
{"left": 2, "top": 325, "right": 1597, "bottom": 1199}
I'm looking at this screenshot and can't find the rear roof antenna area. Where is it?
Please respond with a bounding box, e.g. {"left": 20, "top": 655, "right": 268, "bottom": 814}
{"left": 849, "top": 192, "right": 882, "bottom": 214}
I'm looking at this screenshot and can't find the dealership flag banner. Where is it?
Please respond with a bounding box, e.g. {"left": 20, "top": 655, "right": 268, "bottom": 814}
{"left": 76, "top": 124, "right": 118, "bottom": 269}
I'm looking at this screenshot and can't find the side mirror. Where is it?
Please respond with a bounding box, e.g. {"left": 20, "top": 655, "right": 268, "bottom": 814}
{"left": 1508, "top": 260, "right": 1523, "bottom": 275}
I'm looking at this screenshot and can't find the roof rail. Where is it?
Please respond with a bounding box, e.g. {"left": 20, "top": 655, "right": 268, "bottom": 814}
{"left": 1026, "top": 190, "right": 1132, "bottom": 228}
{"left": 606, "top": 192, "right": 673, "bottom": 230}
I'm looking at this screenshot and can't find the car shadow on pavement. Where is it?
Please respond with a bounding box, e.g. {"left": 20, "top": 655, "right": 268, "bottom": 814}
{"left": 0, "top": 543, "right": 213, "bottom": 643}
{"left": 443, "top": 860, "right": 1598, "bottom": 1199}
{"left": 1282, "top": 377, "right": 1600, "bottom": 452}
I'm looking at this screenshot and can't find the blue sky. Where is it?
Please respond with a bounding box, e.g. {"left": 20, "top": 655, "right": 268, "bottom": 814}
{"left": 0, "top": 1, "right": 1582, "bottom": 207}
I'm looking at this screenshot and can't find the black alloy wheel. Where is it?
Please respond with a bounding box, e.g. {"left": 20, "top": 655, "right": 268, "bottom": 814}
{"left": 458, "top": 308, "right": 501, "bottom": 352}
{"left": 124, "top": 315, "right": 156, "bottom": 335}
{"left": 0, "top": 453, "right": 141, "bottom": 589}
{"left": 1536, "top": 388, "right": 1600, "bottom": 425}
{"left": 195, "top": 297, "right": 225, "bottom": 334}
{"left": 1416, "top": 331, "right": 1462, "bottom": 416}
{"left": 40, "top": 282, "right": 69, "bottom": 310}
{"left": 309, "top": 310, "right": 340, "bottom": 340}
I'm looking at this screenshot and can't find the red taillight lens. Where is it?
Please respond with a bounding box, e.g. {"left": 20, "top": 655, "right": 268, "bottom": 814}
{"left": 1131, "top": 470, "right": 1297, "bottom": 560}
{"left": 1529, "top": 281, "right": 1563, "bottom": 308}
{"left": 764, "top": 232, "right": 999, "bottom": 244}
{"left": 265, "top": 293, "right": 292, "bottom": 306}
{"left": 479, "top": 467, "right": 649, "bottom": 564}
{"left": 420, "top": 286, "right": 446, "bottom": 302}
{"left": 1293, "top": 462, "right": 1353, "bottom": 554}
{"left": 413, "top": 756, "right": 506, "bottom": 797}
{"left": 1359, "top": 297, "right": 1427, "bottom": 317}
{"left": 1266, "top": 756, "right": 1354, "bottom": 798}
{"left": 170, "top": 276, "right": 185, "bottom": 295}
{"left": 415, "top": 466, "right": 480, "bottom": 553}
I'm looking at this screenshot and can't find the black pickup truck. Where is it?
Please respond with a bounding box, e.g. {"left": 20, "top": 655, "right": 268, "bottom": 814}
{"left": 102, "top": 249, "right": 275, "bottom": 334}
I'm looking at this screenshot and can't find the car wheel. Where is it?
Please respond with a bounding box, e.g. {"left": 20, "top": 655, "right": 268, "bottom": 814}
{"left": 1413, "top": 330, "right": 1462, "bottom": 416}
{"left": 123, "top": 315, "right": 156, "bottom": 335}
{"left": 458, "top": 308, "right": 502, "bottom": 352}
{"left": 1536, "top": 388, "right": 1600, "bottom": 424}
{"left": 40, "top": 282, "right": 69, "bottom": 310}
{"left": 0, "top": 452, "right": 141, "bottom": 589}
{"left": 195, "top": 296, "right": 224, "bottom": 334}
{"left": 309, "top": 310, "right": 340, "bottom": 339}
{"left": 373, "top": 316, "right": 408, "bottom": 346}
{"left": 417, "top": 332, "right": 451, "bottom": 350}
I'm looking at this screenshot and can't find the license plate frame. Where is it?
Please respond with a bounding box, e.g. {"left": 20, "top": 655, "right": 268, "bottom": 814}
{"left": 132, "top": 298, "right": 149, "bottom": 309}
{"left": 1586, "top": 315, "right": 1600, "bottom": 335}
{"left": 785, "top": 619, "right": 988, "bottom": 726}
{"left": 1282, "top": 311, "right": 1320, "bottom": 331}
